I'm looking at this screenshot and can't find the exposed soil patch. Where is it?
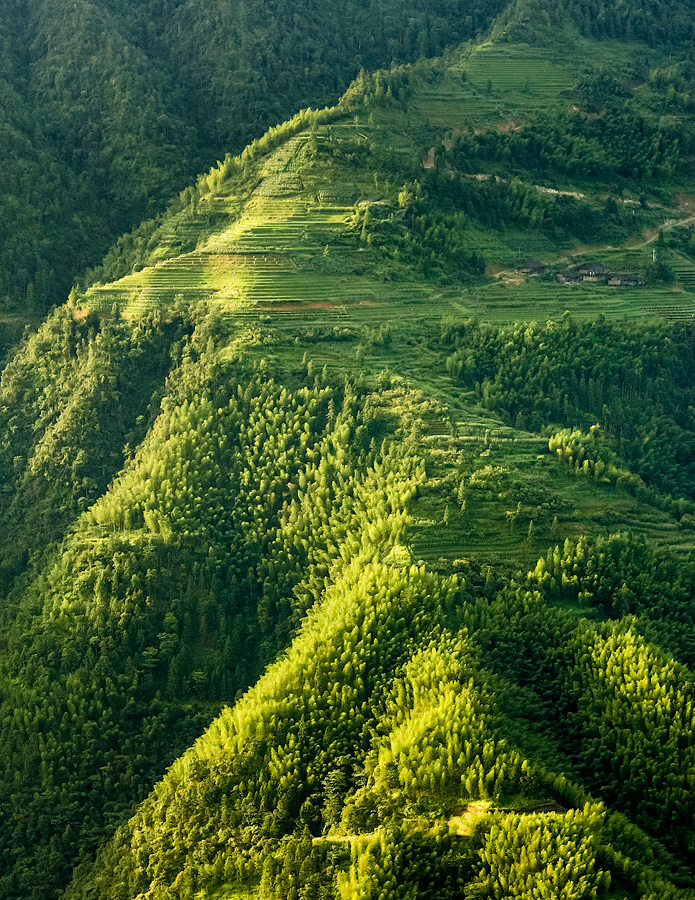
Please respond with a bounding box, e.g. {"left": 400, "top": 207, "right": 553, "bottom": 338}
{"left": 676, "top": 193, "right": 695, "bottom": 212}
{"left": 442, "top": 128, "right": 460, "bottom": 151}
{"left": 492, "top": 270, "right": 525, "bottom": 284}
{"left": 497, "top": 118, "right": 523, "bottom": 133}
{"left": 449, "top": 801, "right": 490, "bottom": 837}
{"left": 257, "top": 301, "right": 336, "bottom": 310}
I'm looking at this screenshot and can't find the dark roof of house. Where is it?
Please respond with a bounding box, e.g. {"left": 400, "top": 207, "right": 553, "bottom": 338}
{"left": 558, "top": 270, "right": 584, "bottom": 281}
{"left": 577, "top": 261, "right": 610, "bottom": 273}
{"left": 516, "top": 259, "right": 545, "bottom": 268}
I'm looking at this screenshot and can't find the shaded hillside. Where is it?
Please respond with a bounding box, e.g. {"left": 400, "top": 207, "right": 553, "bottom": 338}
{"left": 494, "top": 0, "right": 695, "bottom": 44}
{"left": 0, "top": 307, "right": 191, "bottom": 591}
{"left": 0, "top": 0, "right": 505, "bottom": 313}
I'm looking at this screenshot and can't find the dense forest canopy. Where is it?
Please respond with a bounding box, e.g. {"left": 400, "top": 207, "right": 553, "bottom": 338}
{"left": 494, "top": 0, "right": 695, "bottom": 44}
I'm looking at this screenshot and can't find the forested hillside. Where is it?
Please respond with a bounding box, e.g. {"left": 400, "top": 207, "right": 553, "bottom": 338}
{"left": 4, "top": 299, "right": 695, "bottom": 900}
{"left": 0, "top": 0, "right": 504, "bottom": 314}
{"left": 0, "top": 303, "right": 425, "bottom": 899}
{"left": 3, "top": 0, "right": 695, "bottom": 898}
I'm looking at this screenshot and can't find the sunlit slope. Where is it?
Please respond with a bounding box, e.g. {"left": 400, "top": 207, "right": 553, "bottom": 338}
{"left": 78, "top": 37, "right": 695, "bottom": 329}
{"left": 83, "top": 129, "right": 432, "bottom": 317}
{"left": 66, "top": 521, "right": 695, "bottom": 900}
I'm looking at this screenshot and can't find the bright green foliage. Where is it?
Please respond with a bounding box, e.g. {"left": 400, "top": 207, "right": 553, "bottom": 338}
{"left": 472, "top": 805, "right": 609, "bottom": 899}
{"left": 3, "top": 309, "right": 694, "bottom": 898}
{"left": 68, "top": 570, "right": 695, "bottom": 900}
{"left": 58, "top": 479, "right": 695, "bottom": 900}
{"left": 476, "top": 586, "right": 695, "bottom": 854}
{"left": 258, "top": 433, "right": 424, "bottom": 635}
{"left": 444, "top": 317, "right": 695, "bottom": 503}
{"left": 561, "top": 623, "right": 695, "bottom": 848}
{"left": 337, "top": 825, "right": 470, "bottom": 900}
{"left": 372, "top": 639, "right": 524, "bottom": 802}
{"left": 88, "top": 365, "right": 332, "bottom": 544}
{"left": 256, "top": 829, "right": 337, "bottom": 900}
{"left": 68, "top": 559, "right": 458, "bottom": 900}
{"left": 7, "top": 2, "right": 695, "bottom": 896}
{"left": 548, "top": 426, "right": 642, "bottom": 489}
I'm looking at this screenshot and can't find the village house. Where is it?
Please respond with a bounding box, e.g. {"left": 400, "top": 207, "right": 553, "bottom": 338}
{"left": 608, "top": 273, "right": 644, "bottom": 287}
{"left": 575, "top": 261, "right": 611, "bottom": 281}
{"left": 555, "top": 261, "right": 643, "bottom": 287}
{"left": 556, "top": 268, "right": 584, "bottom": 284}
{"left": 515, "top": 260, "right": 546, "bottom": 276}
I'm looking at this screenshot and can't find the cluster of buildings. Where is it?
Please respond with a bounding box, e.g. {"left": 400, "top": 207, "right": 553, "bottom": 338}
{"left": 515, "top": 260, "right": 644, "bottom": 287}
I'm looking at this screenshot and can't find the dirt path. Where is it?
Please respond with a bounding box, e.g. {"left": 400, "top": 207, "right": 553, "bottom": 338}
{"left": 635, "top": 212, "right": 695, "bottom": 247}
{"left": 540, "top": 212, "right": 695, "bottom": 270}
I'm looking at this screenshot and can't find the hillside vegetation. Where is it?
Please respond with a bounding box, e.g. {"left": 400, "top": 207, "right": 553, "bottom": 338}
{"left": 0, "top": 0, "right": 504, "bottom": 315}
{"left": 3, "top": 0, "right": 695, "bottom": 898}
{"left": 73, "top": 19, "right": 695, "bottom": 328}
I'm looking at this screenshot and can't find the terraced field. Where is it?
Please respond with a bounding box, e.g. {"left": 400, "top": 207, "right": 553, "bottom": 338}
{"left": 465, "top": 43, "right": 573, "bottom": 100}
{"left": 81, "top": 48, "right": 695, "bottom": 331}
{"left": 468, "top": 228, "right": 569, "bottom": 270}
{"left": 409, "top": 406, "right": 695, "bottom": 570}
{"left": 413, "top": 43, "right": 574, "bottom": 130}
{"left": 469, "top": 279, "right": 693, "bottom": 322}
{"left": 84, "top": 133, "right": 436, "bottom": 317}
{"left": 673, "top": 263, "right": 695, "bottom": 294}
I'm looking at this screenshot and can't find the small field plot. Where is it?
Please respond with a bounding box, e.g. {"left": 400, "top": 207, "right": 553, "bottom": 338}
{"left": 469, "top": 280, "right": 693, "bottom": 324}
{"left": 671, "top": 258, "right": 695, "bottom": 294}
{"left": 413, "top": 44, "right": 574, "bottom": 130}
{"left": 465, "top": 44, "right": 573, "bottom": 103}
{"left": 84, "top": 254, "right": 214, "bottom": 313}
{"left": 466, "top": 226, "right": 571, "bottom": 271}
